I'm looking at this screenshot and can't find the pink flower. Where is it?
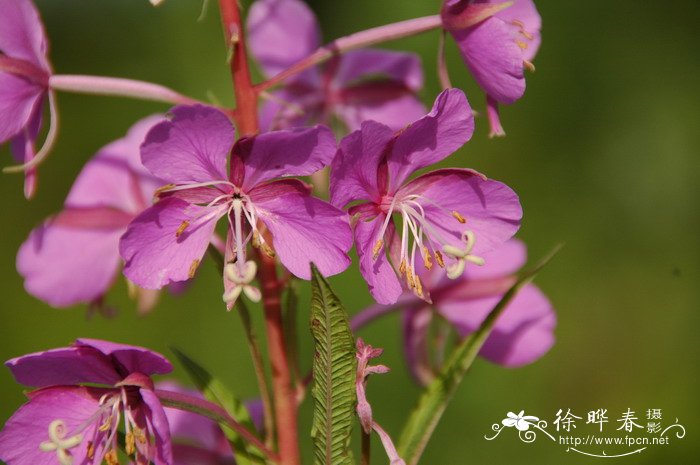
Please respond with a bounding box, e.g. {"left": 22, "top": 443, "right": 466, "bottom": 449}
{"left": 16, "top": 116, "right": 168, "bottom": 314}
{"left": 0, "top": 0, "right": 53, "bottom": 198}
{"left": 247, "top": 0, "right": 426, "bottom": 131}
{"left": 353, "top": 240, "right": 556, "bottom": 384}
{"left": 0, "top": 339, "right": 174, "bottom": 465}
{"left": 441, "top": 0, "right": 541, "bottom": 136}
{"left": 119, "top": 105, "right": 352, "bottom": 308}
{"left": 330, "top": 88, "right": 522, "bottom": 305}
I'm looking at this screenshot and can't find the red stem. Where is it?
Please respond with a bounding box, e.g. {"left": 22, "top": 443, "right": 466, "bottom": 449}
{"left": 217, "top": 2, "right": 301, "bottom": 465}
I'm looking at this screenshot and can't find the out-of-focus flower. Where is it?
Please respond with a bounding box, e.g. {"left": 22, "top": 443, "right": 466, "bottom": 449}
{"left": 354, "top": 339, "right": 405, "bottom": 465}
{"left": 17, "top": 115, "right": 173, "bottom": 315}
{"left": 0, "top": 339, "right": 174, "bottom": 465}
{"left": 441, "top": 0, "right": 541, "bottom": 136}
{"left": 0, "top": 0, "right": 53, "bottom": 198}
{"left": 353, "top": 240, "right": 556, "bottom": 384}
{"left": 330, "top": 88, "right": 522, "bottom": 305}
{"left": 119, "top": 105, "right": 352, "bottom": 308}
{"left": 247, "top": 0, "right": 426, "bottom": 132}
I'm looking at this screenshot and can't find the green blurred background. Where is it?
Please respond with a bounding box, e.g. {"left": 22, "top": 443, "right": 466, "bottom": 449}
{"left": 1, "top": 1, "right": 698, "bottom": 463}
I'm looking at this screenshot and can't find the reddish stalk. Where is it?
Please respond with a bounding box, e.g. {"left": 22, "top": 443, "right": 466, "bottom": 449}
{"left": 218, "top": 2, "right": 301, "bottom": 464}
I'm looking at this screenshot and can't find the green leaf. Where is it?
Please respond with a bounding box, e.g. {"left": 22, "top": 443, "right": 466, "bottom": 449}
{"left": 398, "top": 245, "right": 562, "bottom": 465}
{"left": 309, "top": 264, "right": 357, "bottom": 465}
{"left": 171, "top": 347, "right": 268, "bottom": 465}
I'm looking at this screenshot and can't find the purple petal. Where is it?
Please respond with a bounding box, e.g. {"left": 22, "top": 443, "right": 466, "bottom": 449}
{"left": 121, "top": 197, "right": 224, "bottom": 289}
{"left": 0, "top": 386, "right": 108, "bottom": 465}
{"left": 140, "top": 389, "right": 174, "bottom": 465}
{"left": 387, "top": 89, "right": 474, "bottom": 191}
{"left": 247, "top": 0, "right": 321, "bottom": 81}
{"left": 401, "top": 307, "right": 435, "bottom": 385}
{"left": 141, "top": 105, "right": 233, "bottom": 184}
{"left": 494, "top": 0, "right": 542, "bottom": 62}
{"left": 0, "top": 72, "right": 43, "bottom": 144}
{"left": 9, "top": 94, "right": 43, "bottom": 198}
{"left": 6, "top": 346, "right": 122, "bottom": 387}
{"left": 439, "top": 284, "right": 556, "bottom": 367}
{"left": 66, "top": 114, "right": 164, "bottom": 213}
{"left": 234, "top": 125, "right": 336, "bottom": 189}
{"left": 330, "top": 120, "right": 395, "bottom": 208}
{"left": 400, "top": 168, "right": 522, "bottom": 255}
{"left": 250, "top": 179, "right": 352, "bottom": 279}
{"left": 335, "top": 49, "right": 423, "bottom": 92}
{"left": 17, "top": 221, "right": 123, "bottom": 308}
{"left": 0, "top": 0, "right": 50, "bottom": 69}
{"left": 463, "top": 239, "right": 526, "bottom": 280}
{"left": 354, "top": 214, "right": 403, "bottom": 305}
{"left": 75, "top": 339, "right": 173, "bottom": 377}
{"left": 449, "top": 16, "right": 525, "bottom": 104}
{"left": 336, "top": 92, "right": 427, "bottom": 133}
{"left": 259, "top": 86, "right": 323, "bottom": 131}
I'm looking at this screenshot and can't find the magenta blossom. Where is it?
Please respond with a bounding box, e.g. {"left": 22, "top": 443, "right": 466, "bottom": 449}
{"left": 0, "top": 0, "right": 53, "bottom": 198}
{"left": 355, "top": 339, "right": 405, "bottom": 465}
{"left": 247, "top": 0, "right": 426, "bottom": 132}
{"left": 0, "top": 339, "right": 174, "bottom": 465}
{"left": 353, "top": 240, "right": 556, "bottom": 384}
{"left": 330, "top": 88, "right": 522, "bottom": 305}
{"left": 119, "top": 105, "right": 352, "bottom": 307}
{"left": 16, "top": 115, "right": 171, "bottom": 314}
{"left": 441, "top": 0, "right": 541, "bottom": 136}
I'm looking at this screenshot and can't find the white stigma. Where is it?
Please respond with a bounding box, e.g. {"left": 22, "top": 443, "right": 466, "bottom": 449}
{"left": 40, "top": 420, "right": 83, "bottom": 465}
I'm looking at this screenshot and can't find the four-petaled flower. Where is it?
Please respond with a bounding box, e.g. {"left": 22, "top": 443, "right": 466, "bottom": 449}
{"left": 0, "top": 339, "right": 174, "bottom": 465}
{"left": 353, "top": 240, "right": 556, "bottom": 384}
{"left": 247, "top": 0, "right": 426, "bottom": 132}
{"left": 502, "top": 410, "right": 540, "bottom": 431}
{"left": 119, "top": 105, "right": 352, "bottom": 308}
{"left": 331, "top": 88, "right": 522, "bottom": 305}
{"left": 441, "top": 0, "right": 541, "bottom": 136}
{"left": 17, "top": 116, "right": 171, "bottom": 314}
{"left": 0, "top": 0, "right": 53, "bottom": 198}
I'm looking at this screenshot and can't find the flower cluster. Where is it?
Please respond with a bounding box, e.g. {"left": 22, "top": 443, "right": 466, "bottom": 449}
{"left": 0, "top": 0, "right": 554, "bottom": 464}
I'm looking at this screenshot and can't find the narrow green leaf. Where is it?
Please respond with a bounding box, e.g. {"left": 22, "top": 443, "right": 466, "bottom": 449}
{"left": 398, "top": 245, "right": 562, "bottom": 465}
{"left": 309, "top": 264, "right": 357, "bottom": 465}
{"left": 171, "top": 347, "right": 268, "bottom": 465}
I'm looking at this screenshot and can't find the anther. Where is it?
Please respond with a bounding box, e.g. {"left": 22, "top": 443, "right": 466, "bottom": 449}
{"left": 435, "top": 250, "right": 445, "bottom": 268}
{"left": 134, "top": 427, "right": 147, "bottom": 444}
{"left": 188, "top": 259, "right": 200, "bottom": 279}
{"left": 372, "top": 239, "right": 384, "bottom": 260}
{"left": 261, "top": 243, "right": 275, "bottom": 258}
{"left": 175, "top": 220, "right": 189, "bottom": 237}
{"left": 452, "top": 211, "right": 466, "bottom": 224}
{"left": 87, "top": 441, "right": 95, "bottom": 460}
{"left": 523, "top": 60, "right": 536, "bottom": 72}
{"left": 399, "top": 259, "right": 407, "bottom": 276}
{"left": 515, "top": 39, "right": 528, "bottom": 50}
{"left": 105, "top": 449, "right": 119, "bottom": 465}
{"left": 423, "top": 247, "right": 433, "bottom": 270}
{"left": 125, "top": 432, "right": 135, "bottom": 455}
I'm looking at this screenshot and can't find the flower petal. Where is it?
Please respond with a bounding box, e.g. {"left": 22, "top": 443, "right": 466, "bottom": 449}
{"left": 0, "top": 386, "right": 107, "bottom": 465}
{"left": 66, "top": 115, "right": 165, "bottom": 213}
{"left": 401, "top": 307, "right": 435, "bottom": 385}
{"left": 354, "top": 214, "right": 403, "bottom": 305}
{"left": 235, "top": 125, "right": 336, "bottom": 189}
{"left": 250, "top": 179, "right": 352, "bottom": 279}
{"left": 17, "top": 221, "right": 123, "bottom": 308}
{"left": 335, "top": 49, "right": 423, "bottom": 92}
{"left": 495, "top": 0, "right": 541, "bottom": 62}
{"left": 387, "top": 89, "right": 474, "bottom": 190}
{"left": 75, "top": 339, "right": 173, "bottom": 377}
{"left": 400, "top": 168, "right": 522, "bottom": 255}
{"left": 439, "top": 284, "right": 556, "bottom": 367}
{"left": 6, "top": 346, "right": 121, "bottom": 387}
{"left": 259, "top": 86, "right": 323, "bottom": 131}
{"left": 0, "top": 0, "right": 50, "bottom": 69}
{"left": 140, "top": 389, "right": 174, "bottom": 465}
{"left": 449, "top": 16, "right": 526, "bottom": 104}
{"left": 0, "top": 72, "right": 43, "bottom": 144}
{"left": 141, "top": 105, "right": 233, "bottom": 184}
{"left": 120, "top": 197, "right": 224, "bottom": 289}
{"left": 330, "top": 120, "right": 395, "bottom": 208}
{"left": 247, "top": 0, "right": 321, "bottom": 82}
{"left": 336, "top": 92, "right": 427, "bottom": 133}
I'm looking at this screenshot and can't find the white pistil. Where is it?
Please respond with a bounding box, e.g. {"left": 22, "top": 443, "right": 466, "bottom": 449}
{"left": 223, "top": 260, "right": 261, "bottom": 304}
{"left": 371, "top": 194, "right": 485, "bottom": 292}
{"left": 40, "top": 420, "right": 83, "bottom": 465}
